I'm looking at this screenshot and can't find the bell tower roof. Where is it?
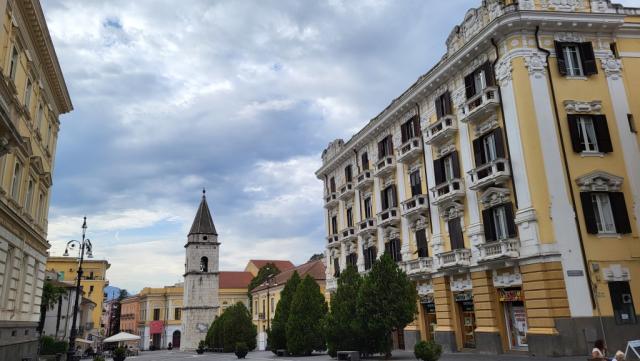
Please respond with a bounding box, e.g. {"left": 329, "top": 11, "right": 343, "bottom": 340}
{"left": 189, "top": 189, "right": 217, "bottom": 236}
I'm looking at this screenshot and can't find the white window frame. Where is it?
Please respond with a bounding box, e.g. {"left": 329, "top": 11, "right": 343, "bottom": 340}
{"left": 24, "top": 78, "right": 32, "bottom": 109}
{"left": 474, "top": 70, "right": 487, "bottom": 93}
{"left": 443, "top": 155, "right": 454, "bottom": 181}
{"left": 592, "top": 193, "right": 616, "bottom": 234}
{"left": 492, "top": 205, "right": 509, "bottom": 241}
{"left": 9, "top": 47, "right": 18, "bottom": 81}
{"left": 483, "top": 133, "right": 497, "bottom": 162}
{"left": 24, "top": 177, "right": 34, "bottom": 211}
{"left": 11, "top": 161, "right": 21, "bottom": 200}
{"left": 563, "top": 45, "right": 584, "bottom": 77}
{"left": 578, "top": 116, "right": 599, "bottom": 153}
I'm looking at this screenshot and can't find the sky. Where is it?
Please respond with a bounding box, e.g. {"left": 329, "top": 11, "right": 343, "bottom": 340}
{"left": 41, "top": 0, "right": 639, "bottom": 293}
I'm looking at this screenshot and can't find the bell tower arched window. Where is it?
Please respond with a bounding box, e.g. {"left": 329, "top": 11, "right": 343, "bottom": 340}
{"left": 200, "top": 257, "right": 208, "bottom": 272}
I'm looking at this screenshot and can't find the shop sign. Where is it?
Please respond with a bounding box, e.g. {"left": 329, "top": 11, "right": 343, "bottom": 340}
{"left": 567, "top": 270, "right": 584, "bottom": 277}
{"left": 150, "top": 320, "right": 164, "bottom": 334}
{"left": 454, "top": 292, "right": 472, "bottom": 302}
{"left": 499, "top": 289, "right": 523, "bottom": 302}
{"left": 420, "top": 294, "right": 434, "bottom": 305}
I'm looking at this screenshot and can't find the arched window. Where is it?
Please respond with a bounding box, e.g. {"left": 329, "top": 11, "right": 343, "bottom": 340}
{"left": 200, "top": 257, "right": 208, "bottom": 272}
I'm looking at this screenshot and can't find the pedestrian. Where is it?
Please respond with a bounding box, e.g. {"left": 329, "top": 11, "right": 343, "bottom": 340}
{"left": 614, "top": 350, "right": 625, "bottom": 361}
{"left": 592, "top": 339, "right": 607, "bottom": 360}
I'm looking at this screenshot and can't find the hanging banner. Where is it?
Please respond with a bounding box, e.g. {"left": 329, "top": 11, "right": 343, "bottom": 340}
{"left": 150, "top": 320, "right": 164, "bottom": 334}
{"left": 499, "top": 289, "right": 523, "bottom": 302}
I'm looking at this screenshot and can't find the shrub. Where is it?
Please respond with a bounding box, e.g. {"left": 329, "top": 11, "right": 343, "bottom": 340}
{"left": 286, "top": 275, "right": 327, "bottom": 355}
{"left": 197, "top": 340, "right": 206, "bottom": 354}
{"left": 93, "top": 356, "right": 105, "bottom": 361}
{"left": 40, "top": 335, "right": 68, "bottom": 355}
{"left": 207, "top": 303, "right": 256, "bottom": 352}
{"left": 235, "top": 342, "right": 248, "bottom": 359}
{"left": 414, "top": 340, "right": 442, "bottom": 361}
{"left": 112, "top": 346, "right": 127, "bottom": 361}
{"left": 269, "top": 271, "right": 301, "bottom": 353}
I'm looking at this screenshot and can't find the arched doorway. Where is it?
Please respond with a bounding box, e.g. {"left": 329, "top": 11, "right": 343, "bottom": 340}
{"left": 172, "top": 330, "right": 181, "bottom": 349}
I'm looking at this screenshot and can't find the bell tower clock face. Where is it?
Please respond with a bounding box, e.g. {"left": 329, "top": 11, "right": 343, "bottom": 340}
{"left": 196, "top": 322, "right": 208, "bottom": 333}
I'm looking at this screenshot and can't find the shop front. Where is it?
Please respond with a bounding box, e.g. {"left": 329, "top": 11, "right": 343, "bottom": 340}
{"left": 498, "top": 288, "right": 528, "bottom": 351}
{"left": 454, "top": 292, "right": 475, "bottom": 349}
{"left": 420, "top": 295, "right": 437, "bottom": 341}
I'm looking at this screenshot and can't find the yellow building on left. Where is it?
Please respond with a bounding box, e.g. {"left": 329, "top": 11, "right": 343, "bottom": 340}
{"left": 0, "top": 0, "right": 72, "bottom": 360}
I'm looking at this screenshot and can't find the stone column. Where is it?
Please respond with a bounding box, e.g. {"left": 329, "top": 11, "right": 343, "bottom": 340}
{"left": 396, "top": 162, "right": 411, "bottom": 261}
{"left": 373, "top": 176, "right": 385, "bottom": 258}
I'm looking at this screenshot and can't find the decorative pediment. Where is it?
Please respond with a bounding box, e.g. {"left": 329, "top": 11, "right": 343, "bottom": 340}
{"left": 602, "top": 264, "right": 630, "bottom": 282}
{"left": 322, "top": 139, "right": 344, "bottom": 164}
{"left": 417, "top": 281, "right": 434, "bottom": 296}
{"left": 450, "top": 274, "right": 472, "bottom": 292}
{"left": 384, "top": 226, "right": 400, "bottom": 241}
{"left": 479, "top": 187, "right": 511, "bottom": 208}
{"left": 410, "top": 217, "right": 429, "bottom": 232}
{"left": 564, "top": 100, "right": 602, "bottom": 114}
{"left": 493, "top": 268, "right": 522, "bottom": 288}
{"left": 437, "top": 143, "right": 456, "bottom": 158}
{"left": 345, "top": 241, "right": 358, "bottom": 254}
{"left": 576, "top": 171, "right": 623, "bottom": 192}
{"left": 439, "top": 201, "right": 464, "bottom": 221}
{"left": 554, "top": 31, "right": 585, "bottom": 43}
{"left": 400, "top": 107, "right": 418, "bottom": 124}
{"left": 362, "top": 235, "right": 377, "bottom": 248}
{"left": 22, "top": 136, "right": 34, "bottom": 157}
{"left": 30, "top": 156, "right": 45, "bottom": 175}
{"left": 474, "top": 115, "right": 499, "bottom": 137}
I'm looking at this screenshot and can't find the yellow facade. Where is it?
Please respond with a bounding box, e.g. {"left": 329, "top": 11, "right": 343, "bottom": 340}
{"left": 317, "top": 0, "right": 640, "bottom": 356}
{"left": 138, "top": 283, "right": 183, "bottom": 350}
{"left": 45, "top": 257, "right": 110, "bottom": 334}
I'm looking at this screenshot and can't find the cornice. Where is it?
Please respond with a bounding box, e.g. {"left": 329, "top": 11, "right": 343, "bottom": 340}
{"left": 316, "top": 10, "right": 625, "bottom": 177}
{"left": 16, "top": 0, "right": 72, "bottom": 114}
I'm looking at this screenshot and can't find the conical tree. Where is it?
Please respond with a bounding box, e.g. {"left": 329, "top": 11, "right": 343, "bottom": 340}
{"left": 357, "top": 253, "right": 417, "bottom": 356}
{"left": 268, "top": 271, "right": 301, "bottom": 353}
{"left": 325, "top": 265, "right": 364, "bottom": 356}
{"left": 221, "top": 302, "right": 257, "bottom": 352}
{"left": 286, "top": 275, "right": 328, "bottom": 355}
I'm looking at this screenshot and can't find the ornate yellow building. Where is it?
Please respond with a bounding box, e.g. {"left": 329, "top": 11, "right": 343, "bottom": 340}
{"left": 317, "top": 0, "right": 640, "bottom": 356}
{"left": 0, "top": 0, "right": 72, "bottom": 359}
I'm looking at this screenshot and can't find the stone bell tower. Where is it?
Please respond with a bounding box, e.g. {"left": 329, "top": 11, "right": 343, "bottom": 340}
{"left": 181, "top": 190, "right": 219, "bottom": 350}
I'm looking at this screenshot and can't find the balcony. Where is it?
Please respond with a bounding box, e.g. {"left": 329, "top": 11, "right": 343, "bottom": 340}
{"left": 326, "top": 278, "right": 338, "bottom": 292}
{"left": 401, "top": 194, "right": 429, "bottom": 220}
{"left": 425, "top": 115, "right": 457, "bottom": 145}
{"left": 430, "top": 179, "right": 465, "bottom": 206}
{"left": 357, "top": 218, "right": 377, "bottom": 235}
{"left": 324, "top": 191, "right": 338, "bottom": 208}
{"left": 377, "top": 207, "right": 400, "bottom": 228}
{"left": 460, "top": 86, "right": 500, "bottom": 123}
{"left": 338, "top": 182, "right": 355, "bottom": 201}
{"left": 437, "top": 248, "right": 471, "bottom": 269}
{"left": 468, "top": 158, "right": 510, "bottom": 190}
{"left": 375, "top": 155, "right": 396, "bottom": 177}
{"left": 326, "top": 234, "right": 339, "bottom": 245}
{"left": 397, "top": 137, "right": 423, "bottom": 163}
{"left": 477, "top": 239, "right": 520, "bottom": 262}
{"left": 355, "top": 170, "right": 373, "bottom": 189}
{"left": 404, "top": 257, "right": 433, "bottom": 277}
{"left": 340, "top": 227, "right": 357, "bottom": 242}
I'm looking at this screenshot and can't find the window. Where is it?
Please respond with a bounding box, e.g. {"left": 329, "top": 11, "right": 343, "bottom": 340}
{"left": 37, "top": 193, "right": 45, "bottom": 224}
{"left": 401, "top": 116, "right": 420, "bottom": 143}
{"left": 24, "top": 79, "right": 32, "bottom": 108}
{"left": 448, "top": 218, "right": 465, "bottom": 250}
{"left": 580, "top": 192, "right": 631, "bottom": 235}
{"left": 435, "top": 91, "right": 452, "bottom": 119}
{"left": 344, "top": 165, "right": 353, "bottom": 183}
{"left": 381, "top": 185, "right": 397, "bottom": 210}
{"left": 464, "top": 62, "right": 494, "bottom": 100}
{"left": 482, "top": 203, "right": 517, "bottom": 242}
{"left": 24, "top": 178, "right": 34, "bottom": 211}
{"left": 555, "top": 41, "right": 597, "bottom": 77}
{"left": 346, "top": 253, "right": 357, "bottom": 267}
{"left": 11, "top": 161, "right": 21, "bottom": 200}
{"left": 200, "top": 257, "right": 208, "bottom": 272}
{"left": 36, "top": 104, "right": 44, "bottom": 131}
{"left": 174, "top": 308, "right": 181, "bottom": 320}
{"left": 329, "top": 177, "right": 336, "bottom": 193}
{"left": 9, "top": 47, "right": 18, "bottom": 81}
{"left": 416, "top": 229, "right": 428, "bottom": 257}
{"left": 331, "top": 216, "right": 338, "bottom": 235}
{"left": 385, "top": 238, "right": 402, "bottom": 263}
{"left": 1, "top": 247, "right": 14, "bottom": 307}
{"left": 628, "top": 114, "right": 637, "bottom": 134}
{"left": 363, "top": 246, "right": 377, "bottom": 271}
{"left": 472, "top": 129, "right": 505, "bottom": 167}
{"left": 270, "top": 297, "right": 274, "bottom": 313}
{"left": 568, "top": 115, "right": 612, "bottom": 153}
{"left": 254, "top": 300, "right": 258, "bottom": 315}
{"left": 409, "top": 170, "right": 422, "bottom": 197}
{"left": 361, "top": 152, "right": 369, "bottom": 171}
{"left": 610, "top": 42, "right": 619, "bottom": 58}
{"left": 153, "top": 308, "right": 160, "bottom": 321}
{"left": 89, "top": 285, "right": 94, "bottom": 294}
{"left": 377, "top": 135, "right": 393, "bottom": 158}
{"left": 333, "top": 258, "right": 340, "bottom": 278}
{"left": 46, "top": 124, "right": 52, "bottom": 149}
{"left": 346, "top": 208, "right": 353, "bottom": 228}
{"left": 364, "top": 197, "right": 372, "bottom": 219}
{"left": 434, "top": 151, "right": 460, "bottom": 185}
{"left": 609, "top": 281, "right": 636, "bottom": 325}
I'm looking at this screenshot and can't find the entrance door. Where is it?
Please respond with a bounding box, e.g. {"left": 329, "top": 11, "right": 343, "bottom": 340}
{"left": 172, "top": 330, "right": 181, "bottom": 349}
{"left": 504, "top": 301, "right": 528, "bottom": 350}
{"left": 422, "top": 303, "right": 437, "bottom": 341}
{"left": 151, "top": 333, "right": 161, "bottom": 349}
{"left": 458, "top": 300, "right": 476, "bottom": 348}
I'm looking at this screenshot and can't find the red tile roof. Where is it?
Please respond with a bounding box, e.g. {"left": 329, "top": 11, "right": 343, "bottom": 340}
{"left": 248, "top": 260, "right": 295, "bottom": 272}
{"left": 252, "top": 259, "right": 325, "bottom": 293}
{"left": 219, "top": 271, "right": 253, "bottom": 289}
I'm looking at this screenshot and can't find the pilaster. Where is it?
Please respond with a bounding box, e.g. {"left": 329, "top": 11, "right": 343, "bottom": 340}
{"left": 396, "top": 162, "right": 411, "bottom": 261}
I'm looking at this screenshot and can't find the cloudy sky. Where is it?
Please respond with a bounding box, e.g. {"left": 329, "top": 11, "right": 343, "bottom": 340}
{"left": 41, "top": 0, "right": 638, "bottom": 292}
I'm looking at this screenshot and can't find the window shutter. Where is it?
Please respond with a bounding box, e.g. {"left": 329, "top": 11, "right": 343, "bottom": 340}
{"left": 401, "top": 123, "right": 409, "bottom": 143}
{"left": 378, "top": 141, "right": 384, "bottom": 158}
{"left": 391, "top": 185, "right": 398, "bottom": 207}
{"left": 443, "top": 91, "right": 452, "bottom": 116}
{"left": 413, "top": 116, "right": 421, "bottom": 137}
{"left": 609, "top": 192, "right": 632, "bottom": 234}
{"left": 416, "top": 230, "right": 428, "bottom": 257}
{"left": 567, "top": 115, "right": 583, "bottom": 152}
{"left": 580, "top": 192, "right": 598, "bottom": 234}
{"left": 465, "top": 73, "right": 476, "bottom": 99}
{"left": 594, "top": 115, "right": 613, "bottom": 153}
{"left": 387, "top": 136, "right": 394, "bottom": 155}
{"left": 448, "top": 218, "right": 464, "bottom": 250}
{"left": 381, "top": 190, "right": 387, "bottom": 210}
{"left": 483, "top": 62, "right": 495, "bottom": 87}
{"left": 472, "top": 138, "right": 484, "bottom": 166}
{"left": 504, "top": 203, "right": 517, "bottom": 238}
{"left": 362, "top": 152, "right": 369, "bottom": 171}
{"left": 451, "top": 151, "right": 461, "bottom": 178}
{"left": 384, "top": 241, "right": 391, "bottom": 257}
{"left": 494, "top": 129, "right": 506, "bottom": 158}
{"left": 555, "top": 41, "right": 568, "bottom": 76}
{"left": 433, "top": 158, "right": 444, "bottom": 185}
{"left": 435, "top": 96, "right": 443, "bottom": 119}
{"left": 580, "top": 42, "right": 598, "bottom": 75}
{"left": 482, "top": 208, "right": 496, "bottom": 242}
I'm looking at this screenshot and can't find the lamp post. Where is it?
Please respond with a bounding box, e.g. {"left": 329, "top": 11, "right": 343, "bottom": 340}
{"left": 265, "top": 274, "right": 275, "bottom": 331}
{"left": 64, "top": 217, "right": 93, "bottom": 361}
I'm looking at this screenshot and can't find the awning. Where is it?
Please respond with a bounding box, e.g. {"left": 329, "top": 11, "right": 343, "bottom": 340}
{"left": 75, "top": 338, "right": 92, "bottom": 344}
{"left": 103, "top": 332, "right": 141, "bottom": 343}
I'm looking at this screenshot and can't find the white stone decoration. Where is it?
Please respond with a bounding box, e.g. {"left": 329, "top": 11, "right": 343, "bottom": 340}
{"left": 451, "top": 274, "right": 473, "bottom": 292}
{"left": 475, "top": 115, "right": 499, "bottom": 137}
{"left": 576, "top": 170, "right": 623, "bottom": 192}
{"left": 495, "top": 57, "right": 513, "bottom": 87}
{"left": 493, "top": 269, "right": 523, "bottom": 287}
{"left": 590, "top": 0, "right": 617, "bottom": 13}
{"left": 602, "top": 264, "right": 631, "bottom": 282}
{"left": 601, "top": 55, "right": 623, "bottom": 80}
{"left": 437, "top": 143, "right": 457, "bottom": 158}
{"left": 385, "top": 227, "right": 401, "bottom": 241}
{"left": 439, "top": 201, "right": 465, "bottom": 221}
{"left": 322, "top": 139, "right": 344, "bottom": 164}
{"left": 479, "top": 187, "right": 511, "bottom": 208}
{"left": 555, "top": 32, "right": 585, "bottom": 43}
{"left": 417, "top": 282, "right": 434, "bottom": 296}
{"left": 519, "top": 0, "right": 536, "bottom": 10}
{"left": 411, "top": 217, "right": 429, "bottom": 232}
{"left": 542, "top": 0, "right": 584, "bottom": 12}
{"left": 564, "top": 100, "right": 603, "bottom": 113}
{"left": 525, "top": 51, "right": 548, "bottom": 78}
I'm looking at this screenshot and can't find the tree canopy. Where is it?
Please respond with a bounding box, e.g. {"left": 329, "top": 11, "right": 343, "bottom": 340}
{"left": 286, "top": 275, "right": 327, "bottom": 355}
{"left": 206, "top": 302, "right": 257, "bottom": 352}
{"left": 268, "top": 271, "right": 300, "bottom": 353}
{"left": 325, "top": 265, "right": 364, "bottom": 356}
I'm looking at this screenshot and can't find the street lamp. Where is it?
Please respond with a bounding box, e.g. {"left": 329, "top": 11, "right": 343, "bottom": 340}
{"left": 65, "top": 217, "right": 93, "bottom": 361}
{"left": 266, "top": 274, "right": 275, "bottom": 332}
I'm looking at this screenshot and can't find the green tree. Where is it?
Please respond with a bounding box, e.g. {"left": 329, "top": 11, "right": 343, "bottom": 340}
{"left": 206, "top": 302, "right": 257, "bottom": 352}
{"left": 37, "top": 280, "right": 68, "bottom": 334}
{"left": 248, "top": 263, "right": 280, "bottom": 312}
{"left": 205, "top": 312, "right": 228, "bottom": 349}
{"left": 286, "top": 275, "right": 327, "bottom": 355}
{"left": 268, "top": 271, "right": 300, "bottom": 353}
{"left": 357, "top": 253, "right": 417, "bottom": 356}
{"left": 325, "top": 266, "right": 364, "bottom": 356}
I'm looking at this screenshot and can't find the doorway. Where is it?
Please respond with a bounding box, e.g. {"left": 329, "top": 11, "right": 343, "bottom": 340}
{"left": 172, "top": 330, "right": 181, "bottom": 349}
{"left": 455, "top": 292, "right": 476, "bottom": 349}
{"left": 499, "top": 288, "right": 528, "bottom": 350}
{"left": 422, "top": 302, "right": 437, "bottom": 341}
